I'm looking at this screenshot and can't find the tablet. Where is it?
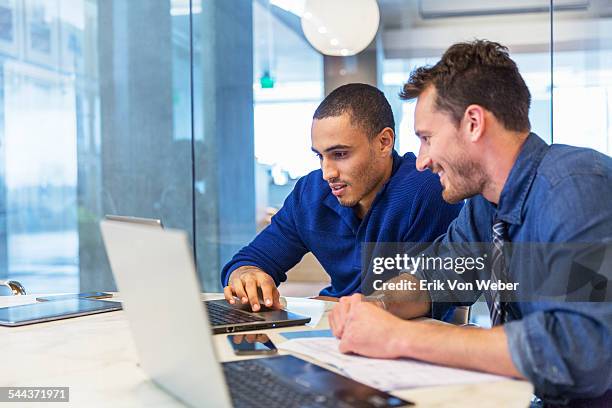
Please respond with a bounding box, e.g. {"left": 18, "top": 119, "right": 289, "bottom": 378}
{"left": 0, "top": 299, "right": 123, "bottom": 327}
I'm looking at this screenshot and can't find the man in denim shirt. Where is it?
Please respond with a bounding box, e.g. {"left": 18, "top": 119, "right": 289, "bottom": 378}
{"left": 329, "top": 40, "right": 612, "bottom": 405}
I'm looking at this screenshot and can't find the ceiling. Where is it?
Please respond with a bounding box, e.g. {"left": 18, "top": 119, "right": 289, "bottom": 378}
{"left": 253, "top": 0, "right": 612, "bottom": 82}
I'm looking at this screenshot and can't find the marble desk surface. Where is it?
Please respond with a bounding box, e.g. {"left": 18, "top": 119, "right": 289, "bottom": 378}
{"left": 0, "top": 293, "right": 533, "bottom": 407}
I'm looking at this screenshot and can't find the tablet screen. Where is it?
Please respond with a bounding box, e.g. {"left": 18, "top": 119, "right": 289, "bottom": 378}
{"left": 0, "top": 299, "right": 122, "bottom": 326}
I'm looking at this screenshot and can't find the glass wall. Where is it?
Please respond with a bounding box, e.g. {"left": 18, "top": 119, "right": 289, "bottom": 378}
{"left": 252, "top": 0, "right": 322, "bottom": 222}
{"left": 0, "top": 0, "right": 194, "bottom": 293}
{"left": 553, "top": 2, "right": 612, "bottom": 156}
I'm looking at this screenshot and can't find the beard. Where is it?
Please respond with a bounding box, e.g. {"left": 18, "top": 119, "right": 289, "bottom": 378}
{"left": 440, "top": 158, "right": 487, "bottom": 204}
{"left": 337, "top": 197, "right": 358, "bottom": 207}
{"left": 337, "top": 152, "right": 383, "bottom": 208}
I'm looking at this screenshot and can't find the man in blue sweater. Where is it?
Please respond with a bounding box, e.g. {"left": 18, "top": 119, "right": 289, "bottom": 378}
{"left": 221, "top": 83, "right": 462, "bottom": 311}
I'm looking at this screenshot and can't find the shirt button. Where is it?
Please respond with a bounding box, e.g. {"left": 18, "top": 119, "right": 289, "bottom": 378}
{"left": 551, "top": 365, "right": 560, "bottom": 378}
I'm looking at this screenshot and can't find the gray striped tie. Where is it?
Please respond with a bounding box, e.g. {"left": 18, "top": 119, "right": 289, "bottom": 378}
{"left": 487, "top": 219, "right": 509, "bottom": 326}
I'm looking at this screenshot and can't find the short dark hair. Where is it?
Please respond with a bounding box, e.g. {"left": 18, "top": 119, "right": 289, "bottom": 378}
{"left": 400, "top": 40, "right": 531, "bottom": 133}
{"left": 314, "top": 83, "right": 395, "bottom": 138}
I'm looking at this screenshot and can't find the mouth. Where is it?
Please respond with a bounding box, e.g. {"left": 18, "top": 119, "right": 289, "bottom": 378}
{"left": 434, "top": 167, "right": 445, "bottom": 186}
{"left": 329, "top": 183, "right": 348, "bottom": 197}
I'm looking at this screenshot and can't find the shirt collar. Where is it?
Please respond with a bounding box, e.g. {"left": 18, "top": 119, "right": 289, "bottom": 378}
{"left": 390, "top": 149, "right": 402, "bottom": 175}
{"left": 495, "top": 133, "right": 549, "bottom": 225}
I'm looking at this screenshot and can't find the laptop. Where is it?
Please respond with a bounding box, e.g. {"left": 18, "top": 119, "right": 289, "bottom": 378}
{"left": 100, "top": 220, "right": 412, "bottom": 407}
{"left": 105, "top": 214, "right": 164, "bottom": 228}
{"left": 103, "top": 215, "right": 311, "bottom": 333}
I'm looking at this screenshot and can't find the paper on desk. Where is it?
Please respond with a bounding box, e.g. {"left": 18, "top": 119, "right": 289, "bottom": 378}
{"left": 279, "top": 338, "right": 507, "bottom": 391}
{"left": 282, "top": 297, "right": 328, "bottom": 327}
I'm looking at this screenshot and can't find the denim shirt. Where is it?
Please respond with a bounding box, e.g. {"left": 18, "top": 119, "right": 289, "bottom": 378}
{"left": 422, "top": 133, "right": 612, "bottom": 401}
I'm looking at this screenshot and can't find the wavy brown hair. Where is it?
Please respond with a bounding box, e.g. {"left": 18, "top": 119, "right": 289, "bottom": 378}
{"left": 401, "top": 40, "right": 531, "bottom": 133}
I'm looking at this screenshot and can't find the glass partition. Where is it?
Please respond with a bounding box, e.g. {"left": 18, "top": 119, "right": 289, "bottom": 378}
{"left": 552, "top": 1, "right": 612, "bottom": 155}
{"left": 0, "top": 0, "right": 193, "bottom": 293}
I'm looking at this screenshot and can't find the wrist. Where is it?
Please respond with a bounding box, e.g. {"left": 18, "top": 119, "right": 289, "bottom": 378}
{"left": 230, "top": 265, "right": 257, "bottom": 280}
{"left": 388, "top": 320, "right": 415, "bottom": 358}
{"left": 367, "top": 293, "right": 388, "bottom": 310}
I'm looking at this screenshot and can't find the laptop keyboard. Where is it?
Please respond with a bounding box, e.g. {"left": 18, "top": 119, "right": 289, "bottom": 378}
{"left": 223, "top": 359, "right": 349, "bottom": 408}
{"left": 206, "top": 301, "right": 265, "bottom": 326}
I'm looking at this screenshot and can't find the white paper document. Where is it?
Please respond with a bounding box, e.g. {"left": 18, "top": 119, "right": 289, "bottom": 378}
{"left": 282, "top": 297, "right": 329, "bottom": 327}
{"left": 279, "top": 337, "right": 508, "bottom": 391}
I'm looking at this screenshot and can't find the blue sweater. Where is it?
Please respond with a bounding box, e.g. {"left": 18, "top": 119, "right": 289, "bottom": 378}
{"left": 221, "top": 151, "right": 463, "bottom": 297}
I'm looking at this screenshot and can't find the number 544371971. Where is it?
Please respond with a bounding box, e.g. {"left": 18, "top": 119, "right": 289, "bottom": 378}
{"left": 2, "top": 387, "right": 69, "bottom": 402}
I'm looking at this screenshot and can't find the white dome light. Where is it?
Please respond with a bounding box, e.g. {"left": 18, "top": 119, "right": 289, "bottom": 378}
{"left": 301, "top": 0, "right": 380, "bottom": 57}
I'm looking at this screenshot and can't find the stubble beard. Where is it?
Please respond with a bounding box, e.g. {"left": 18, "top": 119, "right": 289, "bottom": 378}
{"left": 338, "top": 152, "right": 382, "bottom": 208}
{"left": 442, "top": 158, "right": 487, "bottom": 204}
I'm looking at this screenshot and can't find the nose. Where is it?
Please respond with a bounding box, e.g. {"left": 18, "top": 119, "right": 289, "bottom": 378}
{"left": 321, "top": 158, "right": 339, "bottom": 182}
{"left": 415, "top": 147, "right": 432, "bottom": 172}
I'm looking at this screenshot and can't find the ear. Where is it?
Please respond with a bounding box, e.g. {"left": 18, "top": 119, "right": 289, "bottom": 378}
{"left": 376, "top": 127, "right": 395, "bottom": 155}
{"left": 463, "top": 105, "right": 486, "bottom": 142}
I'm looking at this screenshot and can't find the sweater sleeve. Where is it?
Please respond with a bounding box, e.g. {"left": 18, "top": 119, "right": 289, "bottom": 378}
{"left": 220, "top": 177, "right": 310, "bottom": 286}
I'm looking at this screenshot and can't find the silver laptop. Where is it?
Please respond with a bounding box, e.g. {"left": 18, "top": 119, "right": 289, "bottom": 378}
{"left": 103, "top": 215, "right": 311, "bottom": 333}
{"left": 105, "top": 214, "right": 163, "bottom": 228}
{"left": 100, "top": 220, "right": 411, "bottom": 408}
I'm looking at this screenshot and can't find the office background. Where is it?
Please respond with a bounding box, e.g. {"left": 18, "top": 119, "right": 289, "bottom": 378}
{"left": 0, "top": 0, "right": 610, "bottom": 295}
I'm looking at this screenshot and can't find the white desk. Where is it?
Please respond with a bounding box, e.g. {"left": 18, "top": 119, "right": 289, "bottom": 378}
{"left": 0, "top": 294, "right": 533, "bottom": 407}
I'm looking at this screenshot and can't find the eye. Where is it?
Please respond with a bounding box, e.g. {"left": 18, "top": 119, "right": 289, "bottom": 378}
{"left": 314, "top": 153, "right": 322, "bottom": 160}
{"left": 333, "top": 151, "right": 347, "bottom": 159}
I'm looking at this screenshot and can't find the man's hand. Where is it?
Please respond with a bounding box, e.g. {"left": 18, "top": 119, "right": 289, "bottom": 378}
{"left": 223, "top": 266, "right": 282, "bottom": 311}
{"left": 338, "top": 301, "right": 409, "bottom": 359}
{"left": 331, "top": 296, "right": 524, "bottom": 379}
{"left": 328, "top": 294, "right": 384, "bottom": 338}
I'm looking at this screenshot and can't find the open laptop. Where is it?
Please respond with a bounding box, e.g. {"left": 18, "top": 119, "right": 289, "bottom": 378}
{"left": 105, "top": 214, "right": 164, "bottom": 228}
{"left": 100, "top": 220, "right": 411, "bottom": 407}
{"left": 104, "top": 215, "right": 311, "bottom": 333}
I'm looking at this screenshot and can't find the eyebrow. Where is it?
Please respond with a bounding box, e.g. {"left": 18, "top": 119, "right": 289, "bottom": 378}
{"left": 311, "top": 144, "right": 352, "bottom": 154}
